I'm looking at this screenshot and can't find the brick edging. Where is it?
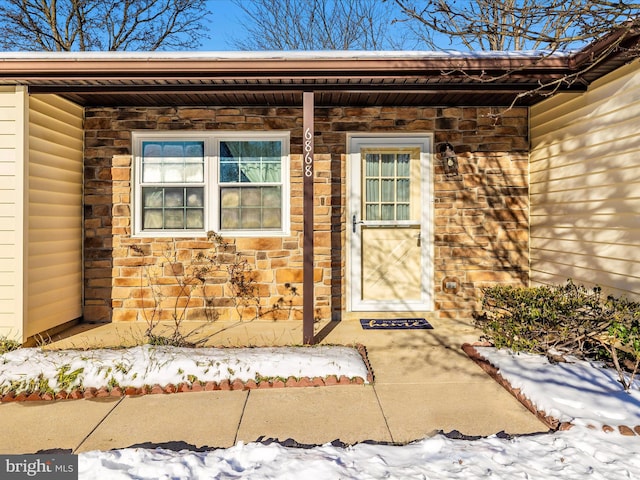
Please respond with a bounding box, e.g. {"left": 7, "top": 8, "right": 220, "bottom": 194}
{"left": 462, "top": 343, "right": 640, "bottom": 436}
{"left": 355, "top": 343, "right": 375, "bottom": 383}
{"left": 0, "top": 343, "right": 374, "bottom": 403}
{"left": 462, "top": 343, "right": 570, "bottom": 432}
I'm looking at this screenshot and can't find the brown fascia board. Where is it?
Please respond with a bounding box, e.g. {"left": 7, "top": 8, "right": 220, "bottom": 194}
{"left": 569, "top": 21, "right": 640, "bottom": 70}
{"left": 0, "top": 53, "right": 572, "bottom": 83}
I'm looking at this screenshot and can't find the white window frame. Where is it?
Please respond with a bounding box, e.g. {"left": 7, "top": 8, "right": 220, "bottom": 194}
{"left": 132, "top": 131, "right": 290, "bottom": 238}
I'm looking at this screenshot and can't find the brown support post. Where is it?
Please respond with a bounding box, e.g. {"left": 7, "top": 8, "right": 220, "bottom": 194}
{"left": 302, "top": 92, "right": 315, "bottom": 345}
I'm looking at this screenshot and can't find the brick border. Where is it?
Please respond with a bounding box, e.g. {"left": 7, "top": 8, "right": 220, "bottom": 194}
{"left": 462, "top": 343, "right": 640, "bottom": 436}
{"left": 0, "top": 343, "right": 375, "bottom": 403}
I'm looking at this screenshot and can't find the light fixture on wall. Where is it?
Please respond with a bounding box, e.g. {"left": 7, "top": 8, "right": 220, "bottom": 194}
{"left": 439, "top": 142, "right": 458, "bottom": 176}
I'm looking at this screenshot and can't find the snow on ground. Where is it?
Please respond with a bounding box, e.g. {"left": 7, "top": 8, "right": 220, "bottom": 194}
{"left": 79, "top": 428, "right": 640, "bottom": 480}
{"left": 0, "top": 345, "right": 369, "bottom": 393}
{"left": 3, "top": 345, "right": 640, "bottom": 479}
{"left": 476, "top": 346, "right": 640, "bottom": 429}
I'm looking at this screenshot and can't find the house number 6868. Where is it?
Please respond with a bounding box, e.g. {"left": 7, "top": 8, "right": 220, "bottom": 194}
{"left": 304, "top": 127, "right": 313, "bottom": 178}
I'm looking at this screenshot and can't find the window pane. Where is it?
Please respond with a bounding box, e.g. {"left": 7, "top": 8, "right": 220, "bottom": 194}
{"left": 164, "top": 210, "right": 184, "bottom": 229}
{"left": 220, "top": 186, "right": 282, "bottom": 230}
{"left": 143, "top": 209, "right": 163, "bottom": 229}
{"left": 220, "top": 162, "right": 239, "bottom": 182}
{"left": 163, "top": 143, "right": 185, "bottom": 157}
{"left": 143, "top": 164, "right": 162, "bottom": 183}
{"left": 184, "top": 163, "right": 204, "bottom": 182}
{"left": 185, "top": 143, "right": 204, "bottom": 157}
{"left": 263, "top": 186, "right": 281, "bottom": 205}
{"left": 143, "top": 143, "right": 162, "bottom": 157}
{"left": 397, "top": 179, "right": 410, "bottom": 202}
{"left": 381, "top": 154, "right": 395, "bottom": 176}
{"left": 186, "top": 188, "right": 203, "bottom": 207}
{"left": 221, "top": 188, "right": 240, "bottom": 207}
{"left": 164, "top": 188, "right": 184, "bottom": 207}
{"left": 397, "top": 204, "right": 409, "bottom": 221}
{"left": 241, "top": 188, "right": 262, "bottom": 206}
{"left": 397, "top": 153, "right": 410, "bottom": 176}
{"left": 262, "top": 208, "right": 282, "bottom": 228}
{"left": 186, "top": 210, "right": 204, "bottom": 229}
{"left": 143, "top": 188, "right": 164, "bottom": 207}
{"left": 163, "top": 164, "right": 185, "bottom": 183}
{"left": 220, "top": 140, "right": 282, "bottom": 183}
{"left": 142, "top": 141, "right": 204, "bottom": 185}
{"left": 262, "top": 162, "right": 281, "bottom": 182}
{"left": 365, "top": 154, "right": 379, "bottom": 176}
{"left": 381, "top": 179, "right": 394, "bottom": 202}
{"left": 366, "top": 204, "right": 379, "bottom": 221}
{"left": 220, "top": 209, "right": 240, "bottom": 230}
{"left": 381, "top": 204, "right": 395, "bottom": 220}
{"left": 366, "top": 179, "right": 379, "bottom": 202}
{"left": 239, "top": 162, "right": 260, "bottom": 183}
{"left": 141, "top": 186, "right": 203, "bottom": 231}
{"left": 241, "top": 208, "right": 262, "bottom": 229}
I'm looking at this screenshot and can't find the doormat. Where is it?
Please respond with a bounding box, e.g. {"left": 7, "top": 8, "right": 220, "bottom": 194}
{"left": 360, "top": 318, "right": 433, "bottom": 330}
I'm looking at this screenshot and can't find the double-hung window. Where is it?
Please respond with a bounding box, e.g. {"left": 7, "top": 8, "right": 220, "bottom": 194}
{"left": 133, "top": 132, "right": 290, "bottom": 237}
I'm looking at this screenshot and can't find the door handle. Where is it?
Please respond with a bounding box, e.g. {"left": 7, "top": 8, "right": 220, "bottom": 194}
{"left": 352, "top": 215, "right": 363, "bottom": 233}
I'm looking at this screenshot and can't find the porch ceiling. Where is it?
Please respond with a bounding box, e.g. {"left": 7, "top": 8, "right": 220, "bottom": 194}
{"left": 19, "top": 78, "right": 575, "bottom": 108}
{"left": 1, "top": 27, "right": 638, "bottom": 108}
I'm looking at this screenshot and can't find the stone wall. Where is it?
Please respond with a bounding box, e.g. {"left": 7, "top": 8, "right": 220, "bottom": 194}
{"left": 83, "top": 106, "right": 529, "bottom": 324}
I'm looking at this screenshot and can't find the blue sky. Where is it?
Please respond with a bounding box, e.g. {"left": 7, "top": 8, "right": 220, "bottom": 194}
{"left": 202, "top": 0, "right": 246, "bottom": 50}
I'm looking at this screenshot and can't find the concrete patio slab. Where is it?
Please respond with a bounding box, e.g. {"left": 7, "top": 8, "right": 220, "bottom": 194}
{"left": 365, "top": 345, "right": 489, "bottom": 385}
{"left": 76, "top": 391, "right": 247, "bottom": 453}
{"left": 45, "top": 321, "right": 307, "bottom": 350}
{"left": 236, "top": 385, "right": 393, "bottom": 445}
{"left": 374, "top": 382, "right": 549, "bottom": 441}
{"left": 16, "top": 318, "right": 551, "bottom": 453}
{"left": 0, "top": 398, "right": 120, "bottom": 454}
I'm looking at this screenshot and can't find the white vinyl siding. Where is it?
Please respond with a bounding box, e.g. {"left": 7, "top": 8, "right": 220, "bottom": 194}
{"left": 530, "top": 60, "right": 640, "bottom": 299}
{"left": 27, "top": 94, "right": 83, "bottom": 337}
{"left": 0, "top": 87, "right": 26, "bottom": 341}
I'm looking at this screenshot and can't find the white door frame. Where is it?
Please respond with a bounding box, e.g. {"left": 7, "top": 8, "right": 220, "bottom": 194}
{"left": 347, "top": 133, "right": 434, "bottom": 312}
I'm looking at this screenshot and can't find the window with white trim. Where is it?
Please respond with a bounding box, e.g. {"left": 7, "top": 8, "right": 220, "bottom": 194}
{"left": 133, "top": 132, "right": 290, "bottom": 237}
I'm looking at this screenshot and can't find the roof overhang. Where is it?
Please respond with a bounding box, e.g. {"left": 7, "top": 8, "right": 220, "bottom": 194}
{"left": 1, "top": 27, "right": 639, "bottom": 108}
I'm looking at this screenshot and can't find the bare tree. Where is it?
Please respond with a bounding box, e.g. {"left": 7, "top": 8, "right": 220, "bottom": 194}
{"left": 0, "top": 0, "right": 211, "bottom": 51}
{"left": 231, "top": 0, "right": 405, "bottom": 50}
{"left": 392, "top": 0, "right": 640, "bottom": 51}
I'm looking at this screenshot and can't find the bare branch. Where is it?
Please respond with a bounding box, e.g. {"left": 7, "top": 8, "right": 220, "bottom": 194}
{"left": 231, "top": 0, "right": 403, "bottom": 50}
{"left": 0, "top": 0, "right": 212, "bottom": 51}
{"left": 392, "top": 0, "right": 640, "bottom": 51}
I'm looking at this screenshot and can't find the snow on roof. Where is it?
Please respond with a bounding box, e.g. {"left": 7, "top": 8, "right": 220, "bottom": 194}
{"left": 0, "top": 49, "right": 571, "bottom": 62}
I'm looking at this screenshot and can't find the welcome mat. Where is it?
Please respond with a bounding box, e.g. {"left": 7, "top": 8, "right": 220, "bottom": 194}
{"left": 360, "top": 318, "right": 433, "bottom": 330}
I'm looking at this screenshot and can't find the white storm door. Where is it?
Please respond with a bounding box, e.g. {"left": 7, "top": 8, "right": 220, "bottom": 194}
{"left": 349, "top": 136, "right": 433, "bottom": 312}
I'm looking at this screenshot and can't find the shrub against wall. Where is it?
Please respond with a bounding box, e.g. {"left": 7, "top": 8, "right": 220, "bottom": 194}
{"left": 477, "top": 280, "right": 640, "bottom": 391}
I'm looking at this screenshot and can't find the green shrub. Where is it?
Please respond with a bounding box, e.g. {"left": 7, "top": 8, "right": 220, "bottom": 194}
{"left": 477, "top": 280, "right": 606, "bottom": 355}
{"left": 477, "top": 280, "right": 640, "bottom": 391}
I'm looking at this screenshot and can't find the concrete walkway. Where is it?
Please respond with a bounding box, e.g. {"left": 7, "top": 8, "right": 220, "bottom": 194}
{"left": 0, "top": 319, "right": 548, "bottom": 454}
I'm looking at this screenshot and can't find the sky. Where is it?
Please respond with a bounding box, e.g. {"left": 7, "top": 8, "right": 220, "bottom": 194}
{"left": 202, "top": 0, "right": 249, "bottom": 51}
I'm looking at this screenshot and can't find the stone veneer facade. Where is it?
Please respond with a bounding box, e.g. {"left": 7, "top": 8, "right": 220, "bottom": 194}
{"left": 83, "top": 106, "right": 529, "bottom": 324}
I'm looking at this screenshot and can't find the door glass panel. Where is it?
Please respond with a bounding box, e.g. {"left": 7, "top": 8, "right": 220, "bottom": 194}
{"left": 381, "top": 154, "right": 395, "bottom": 176}
{"left": 363, "top": 150, "right": 415, "bottom": 222}
{"left": 381, "top": 179, "right": 394, "bottom": 202}
{"left": 365, "top": 179, "right": 379, "bottom": 202}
